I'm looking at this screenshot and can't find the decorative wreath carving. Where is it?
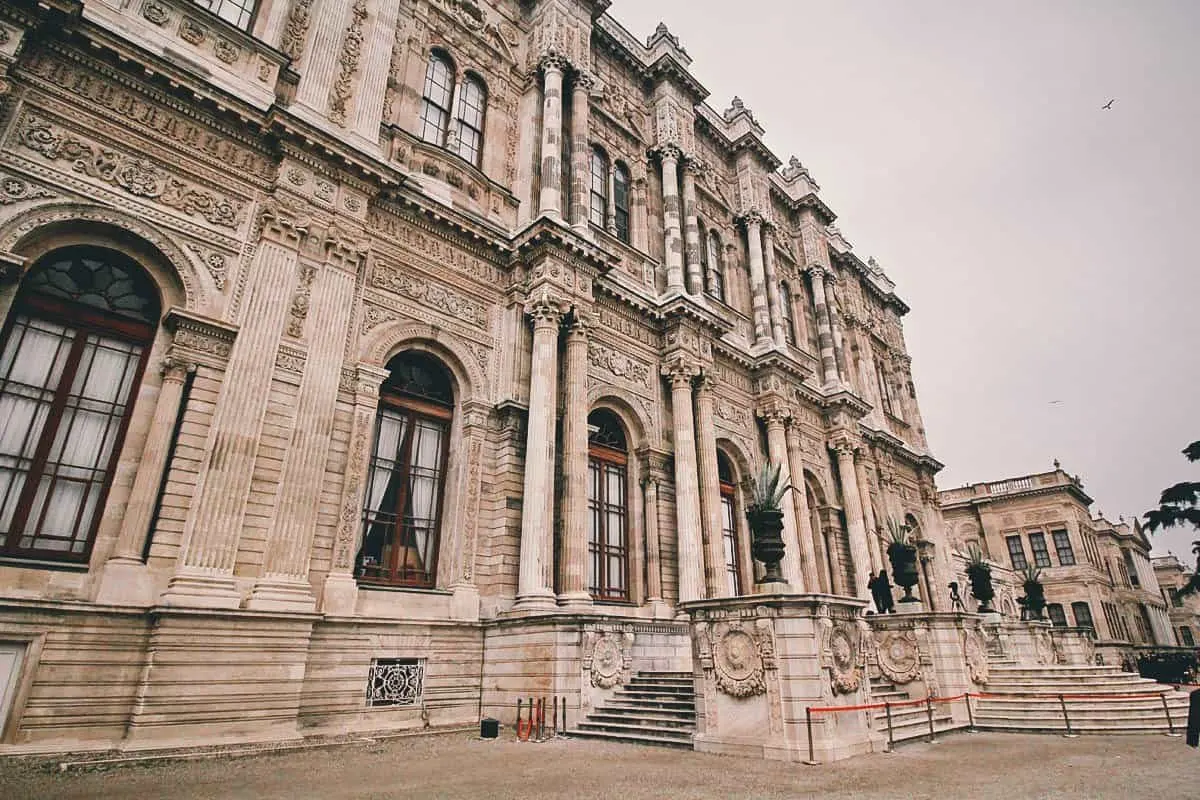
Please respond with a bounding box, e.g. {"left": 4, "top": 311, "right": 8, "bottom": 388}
{"left": 582, "top": 630, "right": 633, "bottom": 689}
{"left": 875, "top": 629, "right": 921, "bottom": 685}
{"left": 712, "top": 625, "right": 766, "bottom": 698}
{"left": 963, "top": 628, "right": 990, "bottom": 686}
{"left": 827, "top": 622, "right": 865, "bottom": 695}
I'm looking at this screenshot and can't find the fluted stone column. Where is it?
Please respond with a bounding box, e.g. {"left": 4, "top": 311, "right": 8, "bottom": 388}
{"left": 806, "top": 266, "right": 841, "bottom": 388}
{"left": 762, "top": 227, "right": 787, "bottom": 347}
{"left": 514, "top": 293, "right": 564, "bottom": 611}
{"left": 784, "top": 423, "right": 820, "bottom": 593}
{"left": 664, "top": 361, "right": 704, "bottom": 604}
{"left": 694, "top": 374, "right": 726, "bottom": 597}
{"left": 833, "top": 439, "right": 872, "bottom": 600}
{"left": 538, "top": 57, "right": 567, "bottom": 219}
{"left": 659, "top": 146, "right": 685, "bottom": 291}
{"left": 760, "top": 408, "right": 804, "bottom": 588}
{"left": 161, "top": 239, "right": 299, "bottom": 608}
{"left": 641, "top": 472, "right": 670, "bottom": 617}
{"left": 854, "top": 452, "right": 882, "bottom": 574}
{"left": 558, "top": 314, "right": 592, "bottom": 609}
{"left": 682, "top": 160, "right": 704, "bottom": 295}
{"left": 95, "top": 358, "right": 194, "bottom": 605}
{"left": 249, "top": 258, "right": 359, "bottom": 611}
{"left": 568, "top": 72, "right": 592, "bottom": 232}
{"left": 743, "top": 214, "right": 772, "bottom": 347}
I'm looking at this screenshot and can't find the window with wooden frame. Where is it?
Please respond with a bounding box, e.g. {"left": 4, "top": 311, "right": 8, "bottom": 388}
{"left": 1047, "top": 603, "right": 1068, "bottom": 627}
{"left": 1006, "top": 534, "right": 1028, "bottom": 570}
{"left": 706, "top": 230, "right": 725, "bottom": 302}
{"left": 587, "top": 409, "right": 629, "bottom": 601}
{"left": 1051, "top": 528, "right": 1075, "bottom": 566}
{"left": 612, "top": 163, "right": 631, "bottom": 243}
{"left": 455, "top": 74, "right": 487, "bottom": 167}
{"left": 189, "top": 0, "right": 255, "bottom": 30}
{"left": 0, "top": 247, "right": 160, "bottom": 564}
{"left": 357, "top": 352, "right": 453, "bottom": 588}
{"left": 1180, "top": 626, "right": 1195, "bottom": 647}
{"left": 717, "top": 452, "right": 741, "bottom": 596}
{"left": 419, "top": 52, "right": 455, "bottom": 147}
{"left": 589, "top": 147, "right": 609, "bottom": 229}
{"left": 1028, "top": 531, "right": 1052, "bottom": 568}
{"left": 1071, "top": 601, "right": 1095, "bottom": 632}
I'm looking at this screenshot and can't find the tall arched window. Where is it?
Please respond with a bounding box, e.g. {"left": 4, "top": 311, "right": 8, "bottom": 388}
{"left": 718, "top": 452, "right": 741, "bottom": 596}
{"left": 800, "top": 276, "right": 820, "bottom": 355}
{"left": 780, "top": 282, "right": 797, "bottom": 345}
{"left": 613, "top": 163, "right": 631, "bottom": 243}
{"left": 587, "top": 409, "right": 628, "bottom": 601}
{"left": 419, "top": 52, "right": 455, "bottom": 146}
{"left": 589, "top": 148, "right": 609, "bottom": 229}
{"left": 706, "top": 230, "right": 725, "bottom": 302}
{"left": 455, "top": 74, "right": 487, "bottom": 167}
{"left": 358, "top": 352, "right": 453, "bottom": 588}
{"left": 0, "top": 247, "right": 160, "bottom": 563}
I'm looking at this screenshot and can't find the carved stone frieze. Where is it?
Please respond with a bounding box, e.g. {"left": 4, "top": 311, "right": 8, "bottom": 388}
{"left": 367, "top": 209, "right": 504, "bottom": 285}
{"left": 708, "top": 620, "right": 768, "bottom": 698}
{"left": 15, "top": 112, "right": 244, "bottom": 230}
{"left": 0, "top": 173, "right": 55, "bottom": 205}
{"left": 275, "top": 343, "right": 307, "bottom": 375}
{"left": 587, "top": 340, "right": 650, "bottom": 389}
{"left": 186, "top": 243, "right": 229, "bottom": 290}
{"left": 165, "top": 308, "right": 237, "bottom": 369}
{"left": 873, "top": 628, "right": 921, "bottom": 686}
{"left": 279, "top": 0, "right": 315, "bottom": 62}
{"left": 329, "top": 0, "right": 368, "bottom": 126}
{"left": 1033, "top": 626, "right": 1054, "bottom": 666}
{"left": 334, "top": 405, "right": 373, "bottom": 570}
{"left": 820, "top": 618, "right": 866, "bottom": 695}
{"left": 963, "top": 627, "right": 990, "bottom": 685}
{"left": 286, "top": 263, "right": 318, "bottom": 338}
{"left": 370, "top": 263, "right": 487, "bottom": 329}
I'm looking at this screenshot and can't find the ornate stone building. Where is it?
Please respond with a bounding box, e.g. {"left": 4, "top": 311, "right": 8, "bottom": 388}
{"left": 1152, "top": 555, "right": 1200, "bottom": 648}
{"left": 940, "top": 466, "right": 1172, "bottom": 663}
{"left": 0, "top": 0, "right": 952, "bottom": 750}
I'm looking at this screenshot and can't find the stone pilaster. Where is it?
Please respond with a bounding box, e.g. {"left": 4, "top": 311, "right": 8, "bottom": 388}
{"left": 515, "top": 78, "right": 542, "bottom": 226}
{"left": 658, "top": 145, "right": 685, "bottom": 291}
{"left": 682, "top": 159, "right": 704, "bottom": 295}
{"left": 806, "top": 265, "right": 840, "bottom": 389}
{"left": 832, "top": 437, "right": 872, "bottom": 601}
{"left": 759, "top": 406, "right": 804, "bottom": 589}
{"left": 762, "top": 226, "right": 787, "bottom": 347}
{"left": 784, "top": 423, "right": 820, "bottom": 593}
{"left": 537, "top": 56, "right": 568, "bottom": 219}
{"left": 568, "top": 72, "right": 593, "bottom": 232}
{"left": 694, "top": 373, "right": 726, "bottom": 597}
{"left": 824, "top": 277, "right": 850, "bottom": 387}
{"left": 558, "top": 313, "right": 593, "bottom": 609}
{"left": 853, "top": 451, "right": 882, "bottom": 575}
{"left": 664, "top": 358, "right": 704, "bottom": 604}
{"left": 249, "top": 239, "right": 363, "bottom": 611}
{"left": 95, "top": 357, "right": 195, "bottom": 606}
{"left": 742, "top": 212, "right": 772, "bottom": 346}
{"left": 514, "top": 289, "right": 565, "bottom": 612}
{"left": 294, "top": 0, "right": 355, "bottom": 116}
{"left": 320, "top": 363, "right": 391, "bottom": 615}
{"left": 161, "top": 226, "right": 301, "bottom": 609}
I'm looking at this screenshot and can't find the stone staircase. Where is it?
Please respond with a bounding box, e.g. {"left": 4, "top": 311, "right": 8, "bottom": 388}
{"left": 868, "top": 674, "right": 961, "bottom": 745}
{"left": 974, "top": 664, "right": 1191, "bottom": 735}
{"left": 571, "top": 671, "right": 695, "bottom": 748}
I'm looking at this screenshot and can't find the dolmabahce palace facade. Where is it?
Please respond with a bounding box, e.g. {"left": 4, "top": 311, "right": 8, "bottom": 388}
{"left": 0, "top": 0, "right": 1138, "bottom": 761}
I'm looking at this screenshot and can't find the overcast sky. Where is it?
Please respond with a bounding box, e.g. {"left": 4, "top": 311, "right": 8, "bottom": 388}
{"left": 615, "top": 1, "right": 1200, "bottom": 560}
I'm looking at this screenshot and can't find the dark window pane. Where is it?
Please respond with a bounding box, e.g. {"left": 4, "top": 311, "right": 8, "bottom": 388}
{"left": 1051, "top": 529, "right": 1075, "bottom": 566}
{"left": 1028, "top": 532, "right": 1052, "bottom": 568}
{"left": 1006, "top": 535, "right": 1028, "bottom": 570}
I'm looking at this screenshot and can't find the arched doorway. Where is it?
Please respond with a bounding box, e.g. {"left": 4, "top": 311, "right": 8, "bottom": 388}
{"left": 587, "top": 409, "right": 629, "bottom": 601}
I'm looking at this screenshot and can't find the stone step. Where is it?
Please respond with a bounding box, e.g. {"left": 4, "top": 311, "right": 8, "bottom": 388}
{"left": 884, "top": 716, "right": 964, "bottom": 744}
{"left": 586, "top": 711, "right": 695, "bottom": 729}
{"left": 576, "top": 720, "right": 696, "bottom": 739}
{"left": 871, "top": 690, "right": 909, "bottom": 701}
{"left": 635, "top": 671, "right": 693, "bottom": 680}
{"left": 974, "top": 718, "right": 1180, "bottom": 735}
{"left": 568, "top": 727, "right": 694, "bottom": 749}
{"left": 974, "top": 706, "right": 1185, "bottom": 722}
{"left": 990, "top": 666, "right": 1126, "bottom": 676}
{"left": 606, "top": 697, "right": 696, "bottom": 711}
{"left": 623, "top": 680, "right": 695, "bottom": 692}
{"left": 593, "top": 704, "right": 696, "bottom": 721}
{"left": 612, "top": 690, "right": 696, "bottom": 702}
{"left": 873, "top": 706, "right": 955, "bottom": 727}
{"left": 980, "top": 684, "right": 1183, "bottom": 697}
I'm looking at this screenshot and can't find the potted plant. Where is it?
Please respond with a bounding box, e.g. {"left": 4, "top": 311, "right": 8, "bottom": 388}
{"left": 1020, "top": 565, "right": 1047, "bottom": 621}
{"left": 881, "top": 517, "right": 920, "bottom": 602}
{"left": 746, "top": 463, "right": 791, "bottom": 584}
{"left": 963, "top": 543, "right": 995, "bottom": 613}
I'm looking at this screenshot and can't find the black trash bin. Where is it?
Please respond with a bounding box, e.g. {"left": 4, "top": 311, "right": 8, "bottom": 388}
{"left": 480, "top": 717, "right": 499, "bottom": 739}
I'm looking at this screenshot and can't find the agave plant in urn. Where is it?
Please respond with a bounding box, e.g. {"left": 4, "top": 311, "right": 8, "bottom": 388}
{"left": 746, "top": 463, "right": 792, "bottom": 584}
{"left": 1019, "top": 565, "right": 1047, "bottom": 621}
{"left": 881, "top": 517, "right": 920, "bottom": 603}
{"left": 963, "top": 543, "right": 995, "bottom": 613}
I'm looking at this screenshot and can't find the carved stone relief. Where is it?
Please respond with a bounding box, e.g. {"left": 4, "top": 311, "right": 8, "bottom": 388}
{"left": 370, "top": 263, "right": 487, "bottom": 329}
{"left": 873, "top": 628, "right": 921, "bottom": 686}
{"left": 709, "top": 620, "right": 767, "bottom": 697}
{"left": 0, "top": 172, "right": 55, "bottom": 205}
{"left": 963, "top": 627, "right": 990, "bottom": 686}
{"left": 581, "top": 630, "right": 634, "bottom": 689}
{"left": 821, "top": 619, "right": 866, "bottom": 695}
{"left": 588, "top": 339, "right": 650, "bottom": 389}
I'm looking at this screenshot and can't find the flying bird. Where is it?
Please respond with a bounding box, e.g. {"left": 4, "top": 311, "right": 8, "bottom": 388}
{"left": 1101, "top": 99, "right": 1115, "bottom": 110}
{"left": 1049, "top": 400, "right": 1063, "bottom": 405}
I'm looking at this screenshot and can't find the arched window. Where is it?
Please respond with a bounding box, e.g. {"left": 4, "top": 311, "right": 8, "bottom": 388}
{"left": 455, "top": 74, "right": 487, "bottom": 167}
{"left": 612, "top": 163, "right": 631, "bottom": 243}
{"left": 0, "top": 246, "right": 160, "bottom": 563}
{"left": 779, "top": 282, "right": 797, "bottom": 345}
{"left": 718, "top": 452, "right": 741, "bottom": 596}
{"left": 800, "top": 276, "right": 820, "bottom": 355}
{"left": 706, "top": 230, "right": 725, "bottom": 302}
{"left": 358, "top": 352, "right": 453, "bottom": 588}
{"left": 587, "top": 409, "right": 628, "bottom": 601}
{"left": 419, "top": 52, "right": 455, "bottom": 146}
{"left": 589, "top": 148, "right": 608, "bottom": 229}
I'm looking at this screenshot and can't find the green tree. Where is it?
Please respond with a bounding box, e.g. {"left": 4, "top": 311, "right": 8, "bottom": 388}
{"left": 1143, "top": 440, "right": 1200, "bottom": 595}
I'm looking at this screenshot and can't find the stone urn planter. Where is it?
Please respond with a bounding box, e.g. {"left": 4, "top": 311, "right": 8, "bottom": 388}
{"left": 746, "top": 463, "right": 791, "bottom": 585}
{"left": 882, "top": 517, "right": 919, "bottom": 603}
{"left": 1020, "top": 566, "right": 1046, "bottom": 621}
{"left": 964, "top": 544, "right": 995, "bottom": 613}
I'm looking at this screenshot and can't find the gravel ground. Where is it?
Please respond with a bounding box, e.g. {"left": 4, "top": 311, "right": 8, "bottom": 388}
{"left": 0, "top": 730, "right": 1194, "bottom": 799}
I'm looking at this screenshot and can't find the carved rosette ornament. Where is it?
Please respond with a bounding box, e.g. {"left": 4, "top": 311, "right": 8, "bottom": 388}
{"left": 963, "top": 628, "right": 990, "bottom": 686}
{"left": 824, "top": 621, "right": 866, "bottom": 695}
{"left": 874, "top": 629, "right": 921, "bottom": 686}
{"left": 711, "top": 622, "right": 766, "bottom": 698}
{"left": 582, "top": 630, "right": 633, "bottom": 689}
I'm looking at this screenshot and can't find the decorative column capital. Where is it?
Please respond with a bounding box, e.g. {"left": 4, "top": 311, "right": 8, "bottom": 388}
{"left": 680, "top": 153, "right": 705, "bottom": 175}
{"left": 829, "top": 434, "right": 860, "bottom": 459}
{"left": 737, "top": 209, "right": 766, "bottom": 230}
{"left": 650, "top": 142, "right": 684, "bottom": 164}
{"left": 565, "top": 308, "right": 597, "bottom": 338}
{"left": 695, "top": 369, "right": 720, "bottom": 396}
{"left": 524, "top": 285, "right": 567, "bottom": 329}
{"left": 160, "top": 356, "right": 198, "bottom": 382}
{"left": 538, "top": 53, "right": 572, "bottom": 76}
{"left": 805, "top": 263, "right": 828, "bottom": 282}
{"left": 661, "top": 356, "right": 700, "bottom": 388}
{"left": 756, "top": 403, "right": 792, "bottom": 429}
{"left": 573, "top": 70, "right": 596, "bottom": 92}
